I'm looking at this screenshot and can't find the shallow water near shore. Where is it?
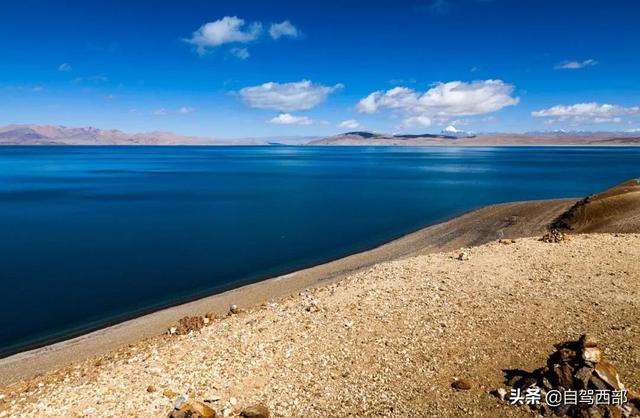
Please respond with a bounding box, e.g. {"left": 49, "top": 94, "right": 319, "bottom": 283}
{"left": 1, "top": 145, "right": 639, "bottom": 356}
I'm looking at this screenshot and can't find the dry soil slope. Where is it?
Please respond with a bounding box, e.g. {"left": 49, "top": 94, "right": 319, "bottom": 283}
{"left": 553, "top": 179, "right": 640, "bottom": 233}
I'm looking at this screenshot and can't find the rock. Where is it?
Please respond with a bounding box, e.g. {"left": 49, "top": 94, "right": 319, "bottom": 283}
{"left": 169, "top": 400, "right": 217, "bottom": 418}
{"left": 540, "top": 229, "right": 570, "bottom": 243}
{"left": 552, "top": 364, "right": 574, "bottom": 389}
{"left": 168, "top": 326, "right": 178, "bottom": 335}
{"left": 147, "top": 385, "right": 157, "bottom": 393}
{"left": 163, "top": 388, "right": 178, "bottom": 399}
{"left": 502, "top": 335, "right": 635, "bottom": 416}
{"left": 582, "top": 347, "right": 603, "bottom": 364}
{"left": 575, "top": 366, "right": 594, "bottom": 389}
{"left": 205, "top": 311, "right": 218, "bottom": 321}
{"left": 580, "top": 334, "right": 599, "bottom": 348}
{"left": 594, "top": 360, "right": 623, "bottom": 390}
{"left": 608, "top": 405, "right": 623, "bottom": 418}
{"left": 229, "top": 305, "right": 243, "bottom": 315}
{"left": 239, "top": 403, "right": 270, "bottom": 418}
{"left": 203, "top": 394, "right": 222, "bottom": 403}
{"left": 578, "top": 407, "right": 604, "bottom": 418}
{"left": 451, "top": 378, "right": 472, "bottom": 390}
{"left": 175, "top": 316, "right": 205, "bottom": 335}
{"left": 559, "top": 347, "right": 577, "bottom": 363}
{"left": 589, "top": 375, "right": 610, "bottom": 390}
{"left": 174, "top": 394, "right": 189, "bottom": 409}
{"left": 306, "top": 300, "right": 320, "bottom": 312}
{"left": 456, "top": 251, "right": 470, "bottom": 261}
{"left": 498, "top": 239, "right": 516, "bottom": 245}
{"left": 493, "top": 387, "right": 507, "bottom": 401}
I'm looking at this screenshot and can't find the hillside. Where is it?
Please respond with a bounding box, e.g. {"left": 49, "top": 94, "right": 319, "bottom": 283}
{"left": 310, "top": 131, "right": 640, "bottom": 146}
{"left": 0, "top": 125, "right": 316, "bottom": 146}
{"left": 2, "top": 234, "right": 639, "bottom": 417}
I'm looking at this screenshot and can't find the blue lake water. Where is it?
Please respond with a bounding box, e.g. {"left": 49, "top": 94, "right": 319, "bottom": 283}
{"left": 1, "top": 146, "right": 639, "bottom": 356}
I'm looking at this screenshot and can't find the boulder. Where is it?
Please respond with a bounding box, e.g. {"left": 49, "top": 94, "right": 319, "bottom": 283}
{"left": 169, "top": 400, "right": 217, "bottom": 418}
{"left": 240, "top": 404, "right": 270, "bottom": 418}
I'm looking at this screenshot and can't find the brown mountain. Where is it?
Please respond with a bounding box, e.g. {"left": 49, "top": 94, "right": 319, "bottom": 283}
{"left": 310, "top": 131, "right": 640, "bottom": 146}
{"left": 0, "top": 124, "right": 318, "bottom": 145}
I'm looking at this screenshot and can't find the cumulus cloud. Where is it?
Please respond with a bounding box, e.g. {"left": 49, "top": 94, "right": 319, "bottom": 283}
{"left": 186, "top": 17, "right": 300, "bottom": 57}
{"left": 269, "top": 21, "right": 299, "bottom": 39}
{"left": 230, "top": 47, "right": 250, "bottom": 59}
{"left": 402, "top": 115, "right": 433, "bottom": 128}
{"left": 532, "top": 102, "right": 640, "bottom": 124}
{"left": 239, "top": 80, "right": 343, "bottom": 112}
{"left": 186, "top": 16, "right": 262, "bottom": 55}
{"left": 338, "top": 119, "right": 362, "bottom": 129}
{"left": 58, "top": 63, "right": 72, "bottom": 72}
{"left": 269, "top": 113, "right": 314, "bottom": 125}
{"left": 442, "top": 125, "right": 462, "bottom": 133}
{"left": 357, "top": 80, "right": 518, "bottom": 127}
{"left": 554, "top": 59, "right": 597, "bottom": 70}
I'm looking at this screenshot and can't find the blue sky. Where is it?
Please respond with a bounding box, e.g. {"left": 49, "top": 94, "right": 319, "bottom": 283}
{"left": 1, "top": 0, "right": 639, "bottom": 137}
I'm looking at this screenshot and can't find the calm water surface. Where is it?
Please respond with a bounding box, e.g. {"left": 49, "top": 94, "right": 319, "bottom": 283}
{"left": 1, "top": 146, "right": 639, "bottom": 355}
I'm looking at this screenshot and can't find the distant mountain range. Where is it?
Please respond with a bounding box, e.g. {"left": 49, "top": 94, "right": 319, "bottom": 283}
{"left": 310, "top": 131, "right": 640, "bottom": 146}
{"left": 0, "top": 124, "right": 316, "bottom": 146}
{"left": 1, "top": 124, "right": 639, "bottom": 146}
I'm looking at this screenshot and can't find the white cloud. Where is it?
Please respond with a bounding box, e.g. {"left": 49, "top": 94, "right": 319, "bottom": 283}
{"left": 402, "top": 115, "right": 433, "bottom": 128}
{"left": 338, "top": 119, "right": 362, "bottom": 129}
{"left": 230, "top": 47, "right": 250, "bottom": 59}
{"left": 239, "top": 80, "right": 343, "bottom": 112}
{"left": 532, "top": 102, "right": 640, "bottom": 124}
{"left": 443, "top": 125, "right": 462, "bottom": 133}
{"left": 357, "top": 80, "right": 518, "bottom": 127}
{"left": 450, "top": 116, "right": 496, "bottom": 126}
{"left": 187, "top": 16, "right": 262, "bottom": 55}
{"left": 153, "top": 107, "right": 195, "bottom": 116}
{"left": 554, "top": 59, "right": 597, "bottom": 70}
{"left": 58, "top": 63, "right": 72, "bottom": 72}
{"left": 178, "top": 107, "right": 195, "bottom": 114}
{"left": 186, "top": 17, "right": 300, "bottom": 57}
{"left": 269, "top": 21, "right": 299, "bottom": 39}
{"left": 269, "top": 113, "right": 313, "bottom": 125}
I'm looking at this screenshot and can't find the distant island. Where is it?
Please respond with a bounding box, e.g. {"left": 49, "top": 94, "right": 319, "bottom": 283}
{"left": 1, "top": 124, "right": 640, "bottom": 146}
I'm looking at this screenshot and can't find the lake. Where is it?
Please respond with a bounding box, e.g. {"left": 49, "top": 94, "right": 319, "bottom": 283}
{"left": 1, "top": 146, "right": 639, "bottom": 356}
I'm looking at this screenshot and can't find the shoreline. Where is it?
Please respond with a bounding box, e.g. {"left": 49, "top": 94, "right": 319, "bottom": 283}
{"left": 0, "top": 197, "right": 577, "bottom": 386}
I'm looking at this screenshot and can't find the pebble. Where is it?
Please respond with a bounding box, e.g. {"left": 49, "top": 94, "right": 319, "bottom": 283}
{"left": 174, "top": 394, "right": 189, "bottom": 409}
{"left": 451, "top": 379, "right": 472, "bottom": 390}
{"left": 457, "top": 251, "right": 470, "bottom": 261}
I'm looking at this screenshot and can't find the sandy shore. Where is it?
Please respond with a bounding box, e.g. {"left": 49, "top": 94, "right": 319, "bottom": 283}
{"left": 1, "top": 233, "right": 639, "bottom": 417}
{"left": 0, "top": 197, "right": 576, "bottom": 386}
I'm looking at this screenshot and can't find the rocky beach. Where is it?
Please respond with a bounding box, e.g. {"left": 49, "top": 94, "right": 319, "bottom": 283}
{"left": 1, "top": 180, "right": 640, "bottom": 417}
{"left": 1, "top": 233, "right": 639, "bottom": 417}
